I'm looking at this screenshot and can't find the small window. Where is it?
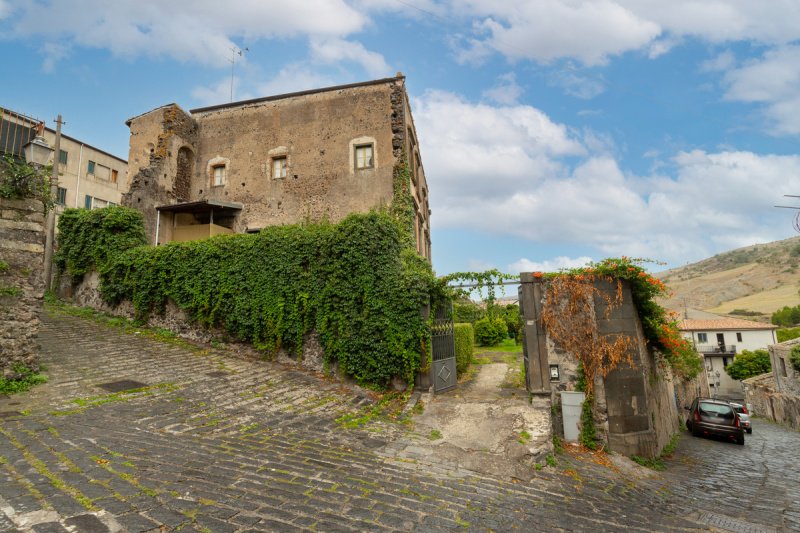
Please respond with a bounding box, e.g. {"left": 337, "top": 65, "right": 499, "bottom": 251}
{"left": 56, "top": 187, "right": 67, "bottom": 205}
{"left": 272, "top": 156, "right": 287, "bottom": 179}
{"left": 58, "top": 150, "right": 68, "bottom": 165}
{"left": 780, "top": 357, "right": 788, "bottom": 377}
{"left": 723, "top": 357, "right": 730, "bottom": 368}
{"left": 87, "top": 160, "right": 96, "bottom": 175}
{"left": 736, "top": 332, "right": 742, "bottom": 342}
{"left": 212, "top": 165, "right": 226, "bottom": 186}
{"left": 84, "top": 195, "right": 92, "bottom": 209}
{"left": 355, "top": 144, "right": 374, "bottom": 169}
{"left": 111, "top": 169, "right": 118, "bottom": 184}
{"left": 697, "top": 333, "right": 707, "bottom": 343}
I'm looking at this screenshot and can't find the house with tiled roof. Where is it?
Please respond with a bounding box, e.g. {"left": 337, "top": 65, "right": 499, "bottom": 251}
{"left": 679, "top": 317, "right": 778, "bottom": 400}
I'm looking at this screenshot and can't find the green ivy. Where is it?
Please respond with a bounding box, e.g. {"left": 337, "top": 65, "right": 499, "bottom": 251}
{"left": 55, "top": 207, "right": 148, "bottom": 280}
{"left": 579, "top": 395, "right": 599, "bottom": 450}
{"left": 99, "top": 211, "right": 435, "bottom": 387}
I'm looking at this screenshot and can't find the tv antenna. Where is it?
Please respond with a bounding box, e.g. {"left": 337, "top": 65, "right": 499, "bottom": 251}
{"left": 774, "top": 195, "right": 800, "bottom": 233}
{"left": 229, "top": 46, "right": 248, "bottom": 102}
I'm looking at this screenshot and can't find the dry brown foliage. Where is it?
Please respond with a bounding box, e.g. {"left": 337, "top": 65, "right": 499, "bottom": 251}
{"left": 541, "top": 275, "right": 635, "bottom": 395}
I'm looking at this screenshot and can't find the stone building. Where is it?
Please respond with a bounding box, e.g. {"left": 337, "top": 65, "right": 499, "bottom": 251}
{"left": 0, "top": 106, "right": 129, "bottom": 213}
{"left": 124, "top": 74, "right": 431, "bottom": 260}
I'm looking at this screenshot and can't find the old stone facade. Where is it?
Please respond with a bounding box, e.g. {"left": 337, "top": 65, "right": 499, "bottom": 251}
{"left": 0, "top": 197, "right": 44, "bottom": 377}
{"left": 519, "top": 275, "right": 679, "bottom": 458}
{"left": 124, "top": 75, "right": 431, "bottom": 260}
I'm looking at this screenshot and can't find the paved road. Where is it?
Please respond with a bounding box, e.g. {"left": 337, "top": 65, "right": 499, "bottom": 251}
{"left": 663, "top": 416, "right": 800, "bottom": 532}
{"left": 0, "top": 309, "right": 797, "bottom": 532}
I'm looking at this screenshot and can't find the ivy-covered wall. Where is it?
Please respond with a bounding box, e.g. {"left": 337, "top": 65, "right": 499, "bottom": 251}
{"left": 57, "top": 207, "right": 434, "bottom": 388}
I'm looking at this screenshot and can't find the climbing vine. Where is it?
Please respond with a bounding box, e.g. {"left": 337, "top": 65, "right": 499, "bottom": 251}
{"left": 541, "top": 274, "right": 635, "bottom": 396}
{"left": 95, "top": 211, "right": 435, "bottom": 387}
{"left": 55, "top": 207, "right": 148, "bottom": 280}
{"left": 441, "top": 269, "right": 516, "bottom": 318}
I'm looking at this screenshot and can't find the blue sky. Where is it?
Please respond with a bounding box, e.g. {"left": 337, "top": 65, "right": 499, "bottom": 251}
{"left": 3, "top": 0, "right": 800, "bottom": 277}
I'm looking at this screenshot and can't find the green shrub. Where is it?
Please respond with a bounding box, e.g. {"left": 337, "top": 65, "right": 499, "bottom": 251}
{"left": 55, "top": 207, "right": 148, "bottom": 279}
{"left": 790, "top": 345, "right": 800, "bottom": 373}
{"left": 579, "top": 395, "right": 599, "bottom": 450}
{"left": 725, "top": 349, "right": 771, "bottom": 381}
{"left": 473, "top": 317, "right": 507, "bottom": 346}
{"left": 454, "top": 323, "right": 474, "bottom": 373}
{"left": 772, "top": 305, "right": 800, "bottom": 327}
{"left": 0, "top": 363, "right": 47, "bottom": 394}
{"left": 453, "top": 300, "right": 484, "bottom": 323}
{"left": 777, "top": 327, "right": 800, "bottom": 343}
{"left": 99, "top": 211, "right": 434, "bottom": 387}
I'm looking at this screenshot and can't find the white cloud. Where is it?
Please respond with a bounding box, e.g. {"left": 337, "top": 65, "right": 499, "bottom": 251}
{"left": 4, "top": 0, "right": 367, "bottom": 68}
{"left": 548, "top": 68, "right": 605, "bottom": 99}
{"left": 40, "top": 41, "right": 70, "bottom": 73}
{"left": 482, "top": 72, "right": 523, "bottom": 105}
{"left": 413, "top": 90, "right": 584, "bottom": 201}
{"left": 256, "top": 64, "right": 335, "bottom": 97}
{"left": 450, "top": 1, "right": 800, "bottom": 65}
{"left": 700, "top": 50, "right": 736, "bottom": 72}
{"left": 508, "top": 256, "right": 593, "bottom": 274}
{"left": 455, "top": 0, "right": 660, "bottom": 66}
{"left": 721, "top": 46, "right": 800, "bottom": 135}
{"left": 414, "top": 90, "right": 800, "bottom": 265}
{"left": 309, "top": 38, "right": 391, "bottom": 78}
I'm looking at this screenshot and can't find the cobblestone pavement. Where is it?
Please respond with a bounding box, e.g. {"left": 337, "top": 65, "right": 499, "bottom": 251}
{"left": 0, "top": 310, "right": 794, "bottom": 532}
{"left": 660, "top": 416, "right": 800, "bottom": 533}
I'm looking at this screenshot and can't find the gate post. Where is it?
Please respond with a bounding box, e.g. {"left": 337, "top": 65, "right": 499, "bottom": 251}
{"left": 519, "top": 273, "right": 550, "bottom": 395}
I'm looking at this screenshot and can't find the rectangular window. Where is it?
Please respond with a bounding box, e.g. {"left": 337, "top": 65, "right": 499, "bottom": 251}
{"left": 736, "top": 332, "right": 742, "bottom": 342}
{"left": 780, "top": 357, "right": 788, "bottom": 377}
{"left": 58, "top": 150, "right": 68, "bottom": 165}
{"left": 56, "top": 187, "right": 67, "bottom": 205}
{"left": 111, "top": 169, "right": 118, "bottom": 184}
{"left": 87, "top": 160, "right": 96, "bottom": 175}
{"left": 355, "top": 144, "right": 374, "bottom": 169}
{"left": 212, "top": 165, "right": 226, "bottom": 186}
{"left": 723, "top": 357, "right": 730, "bottom": 368}
{"left": 84, "top": 195, "right": 92, "bottom": 209}
{"left": 272, "top": 156, "right": 287, "bottom": 179}
{"left": 697, "top": 332, "right": 707, "bottom": 343}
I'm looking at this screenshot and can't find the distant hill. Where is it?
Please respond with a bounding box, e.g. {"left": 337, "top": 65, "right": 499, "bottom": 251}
{"left": 656, "top": 236, "right": 800, "bottom": 322}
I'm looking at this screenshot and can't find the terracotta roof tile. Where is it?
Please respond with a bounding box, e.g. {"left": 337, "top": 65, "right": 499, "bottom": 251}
{"left": 678, "top": 318, "right": 777, "bottom": 331}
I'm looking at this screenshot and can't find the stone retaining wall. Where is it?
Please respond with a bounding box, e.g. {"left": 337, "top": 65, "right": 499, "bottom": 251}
{"left": 743, "top": 373, "right": 800, "bottom": 430}
{"left": 0, "top": 197, "right": 45, "bottom": 377}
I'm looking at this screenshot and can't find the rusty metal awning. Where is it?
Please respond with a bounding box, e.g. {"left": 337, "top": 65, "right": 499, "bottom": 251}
{"left": 155, "top": 199, "right": 243, "bottom": 215}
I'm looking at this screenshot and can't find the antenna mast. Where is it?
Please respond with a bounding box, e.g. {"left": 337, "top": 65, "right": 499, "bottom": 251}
{"left": 228, "top": 46, "right": 248, "bottom": 102}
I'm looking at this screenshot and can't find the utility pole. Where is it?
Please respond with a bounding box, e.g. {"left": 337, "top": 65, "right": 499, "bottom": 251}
{"left": 42, "top": 114, "right": 63, "bottom": 292}
{"left": 228, "top": 46, "right": 248, "bottom": 102}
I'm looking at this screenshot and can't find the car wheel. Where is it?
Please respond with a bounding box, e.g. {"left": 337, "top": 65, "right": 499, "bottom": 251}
{"left": 746, "top": 428, "right": 752, "bottom": 434}
{"left": 736, "top": 434, "right": 745, "bottom": 445}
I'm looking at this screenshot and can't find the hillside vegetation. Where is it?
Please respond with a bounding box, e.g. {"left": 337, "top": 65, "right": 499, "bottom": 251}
{"left": 657, "top": 236, "right": 800, "bottom": 321}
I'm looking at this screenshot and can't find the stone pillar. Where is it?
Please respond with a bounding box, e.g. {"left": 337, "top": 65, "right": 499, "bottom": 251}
{"left": 0, "top": 197, "right": 45, "bottom": 377}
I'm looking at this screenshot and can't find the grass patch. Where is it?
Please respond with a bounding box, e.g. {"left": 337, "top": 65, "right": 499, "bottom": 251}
{"left": 545, "top": 454, "right": 557, "bottom": 467}
{"left": 0, "top": 363, "right": 47, "bottom": 395}
{"left": 631, "top": 432, "right": 680, "bottom": 471}
{"left": 518, "top": 430, "right": 531, "bottom": 445}
{"left": 428, "top": 429, "right": 443, "bottom": 440}
{"left": 474, "top": 337, "right": 523, "bottom": 354}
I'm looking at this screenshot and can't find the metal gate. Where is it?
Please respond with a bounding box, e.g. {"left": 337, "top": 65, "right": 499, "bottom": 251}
{"left": 431, "top": 302, "right": 456, "bottom": 393}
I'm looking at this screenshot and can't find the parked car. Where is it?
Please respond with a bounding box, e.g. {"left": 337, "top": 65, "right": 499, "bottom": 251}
{"left": 729, "top": 402, "right": 752, "bottom": 434}
{"left": 685, "top": 398, "right": 745, "bottom": 445}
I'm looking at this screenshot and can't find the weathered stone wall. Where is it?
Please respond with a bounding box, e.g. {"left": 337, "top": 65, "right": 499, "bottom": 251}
{"left": 769, "top": 338, "right": 800, "bottom": 395}
{"left": 190, "top": 83, "right": 397, "bottom": 231}
{"left": 0, "top": 197, "right": 44, "bottom": 376}
{"left": 743, "top": 373, "right": 800, "bottom": 430}
{"left": 673, "top": 369, "right": 710, "bottom": 410}
{"left": 124, "top": 77, "right": 432, "bottom": 258}
{"left": 528, "top": 277, "right": 679, "bottom": 458}
{"left": 124, "top": 104, "right": 199, "bottom": 243}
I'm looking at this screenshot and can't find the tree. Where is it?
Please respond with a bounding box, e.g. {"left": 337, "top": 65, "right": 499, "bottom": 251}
{"left": 0, "top": 153, "right": 52, "bottom": 206}
{"left": 725, "top": 349, "right": 771, "bottom": 381}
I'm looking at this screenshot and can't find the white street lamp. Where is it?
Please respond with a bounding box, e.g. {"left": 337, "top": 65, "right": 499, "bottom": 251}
{"left": 22, "top": 135, "right": 54, "bottom": 166}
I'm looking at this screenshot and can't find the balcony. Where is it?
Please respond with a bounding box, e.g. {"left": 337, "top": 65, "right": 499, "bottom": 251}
{"left": 697, "top": 344, "right": 737, "bottom": 355}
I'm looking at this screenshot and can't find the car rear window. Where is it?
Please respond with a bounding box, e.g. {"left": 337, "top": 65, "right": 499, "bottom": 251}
{"left": 699, "top": 402, "right": 734, "bottom": 418}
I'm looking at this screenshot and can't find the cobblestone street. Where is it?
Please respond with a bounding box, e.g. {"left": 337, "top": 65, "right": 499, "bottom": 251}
{"left": 1, "top": 310, "right": 798, "bottom": 532}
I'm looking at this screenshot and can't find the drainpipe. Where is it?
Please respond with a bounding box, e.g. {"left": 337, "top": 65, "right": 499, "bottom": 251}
{"left": 155, "top": 209, "right": 160, "bottom": 246}
{"left": 74, "top": 143, "right": 84, "bottom": 208}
